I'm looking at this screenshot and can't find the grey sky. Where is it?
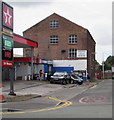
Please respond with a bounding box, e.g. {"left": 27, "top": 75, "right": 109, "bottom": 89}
{"left": 4, "top": 0, "right": 112, "bottom": 64}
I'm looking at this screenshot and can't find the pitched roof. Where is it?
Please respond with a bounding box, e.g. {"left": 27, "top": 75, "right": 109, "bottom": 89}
{"left": 23, "top": 13, "right": 86, "bottom": 32}
{"left": 23, "top": 13, "right": 95, "bottom": 43}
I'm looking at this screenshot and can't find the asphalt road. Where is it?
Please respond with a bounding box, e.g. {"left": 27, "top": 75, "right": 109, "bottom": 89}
{"left": 2, "top": 79, "right": 112, "bottom": 119}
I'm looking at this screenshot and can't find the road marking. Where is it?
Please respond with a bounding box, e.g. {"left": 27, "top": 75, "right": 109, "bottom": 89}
{"left": 1, "top": 96, "right": 72, "bottom": 114}
{"left": 79, "top": 96, "right": 107, "bottom": 104}
{"left": 90, "top": 84, "right": 97, "bottom": 89}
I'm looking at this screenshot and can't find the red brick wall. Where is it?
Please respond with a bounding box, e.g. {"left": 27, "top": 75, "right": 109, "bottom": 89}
{"left": 23, "top": 13, "right": 89, "bottom": 59}
{"left": 23, "top": 13, "right": 95, "bottom": 79}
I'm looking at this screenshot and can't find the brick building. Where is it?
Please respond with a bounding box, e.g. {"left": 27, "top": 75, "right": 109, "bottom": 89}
{"left": 23, "top": 13, "right": 96, "bottom": 79}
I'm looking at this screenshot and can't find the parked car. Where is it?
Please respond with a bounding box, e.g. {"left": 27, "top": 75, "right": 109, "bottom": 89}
{"left": 50, "top": 71, "right": 70, "bottom": 85}
{"left": 33, "top": 74, "right": 39, "bottom": 80}
{"left": 70, "top": 73, "right": 83, "bottom": 85}
{"left": 112, "top": 75, "right": 114, "bottom": 79}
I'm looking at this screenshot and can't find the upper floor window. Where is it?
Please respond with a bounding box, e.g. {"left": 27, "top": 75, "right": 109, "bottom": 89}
{"left": 26, "top": 49, "right": 32, "bottom": 57}
{"left": 50, "top": 20, "right": 59, "bottom": 28}
{"left": 50, "top": 35, "right": 58, "bottom": 44}
{"left": 69, "top": 35, "right": 77, "bottom": 44}
{"left": 68, "top": 48, "right": 77, "bottom": 59}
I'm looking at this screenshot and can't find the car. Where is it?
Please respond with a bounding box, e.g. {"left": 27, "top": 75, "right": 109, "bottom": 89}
{"left": 33, "top": 74, "right": 39, "bottom": 80}
{"left": 112, "top": 75, "right": 114, "bottom": 79}
{"left": 50, "top": 71, "right": 70, "bottom": 85}
{"left": 70, "top": 73, "right": 83, "bottom": 85}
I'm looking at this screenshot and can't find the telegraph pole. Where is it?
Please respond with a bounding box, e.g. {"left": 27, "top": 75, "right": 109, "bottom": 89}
{"left": 102, "top": 52, "right": 105, "bottom": 79}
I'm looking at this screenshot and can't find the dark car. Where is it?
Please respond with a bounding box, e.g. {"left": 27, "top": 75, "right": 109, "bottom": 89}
{"left": 33, "top": 74, "right": 39, "bottom": 80}
{"left": 50, "top": 71, "right": 70, "bottom": 85}
{"left": 112, "top": 75, "right": 114, "bottom": 79}
{"left": 70, "top": 73, "right": 83, "bottom": 85}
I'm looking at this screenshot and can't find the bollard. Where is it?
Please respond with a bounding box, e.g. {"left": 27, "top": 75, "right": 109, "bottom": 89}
{"left": 25, "top": 75, "right": 27, "bottom": 80}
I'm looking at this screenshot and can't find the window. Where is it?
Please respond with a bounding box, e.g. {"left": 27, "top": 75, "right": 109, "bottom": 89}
{"left": 50, "top": 20, "right": 59, "bottom": 28}
{"left": 69, "top": 35, "right": 77, "bottom": 44}
{"left": 68, "top": 48, "right": 77, "bottom": 59}
{"left": 50, "top": 35, "right": 58, "bottom": 44}
{"left": 26, "top": 49, "right": 32, "bottom": 57}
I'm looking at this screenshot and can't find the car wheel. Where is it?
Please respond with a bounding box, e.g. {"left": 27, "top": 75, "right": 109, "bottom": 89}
{"left": 78, "top": 81, "right": 83, "bottom": 85}
{"left": 73, "top": 80, "right": 77, "bottom": 84}
{"left": 70, "top": 80, "right": 74, "bottom": 84}
{"left": 74, "top": 81, "right": 79, "bottom": 84}
{"left": 68, "top": 79, "right": 72, "bottom": 84}
{"left": 60, "top": 80, "right": 63, "bottom": 85}
{"left": 61, "top": 80, "right": 66, "bottom": 85}
{"left": 50, "top": 80, "right": 53, "bottom": 84}
{"left": 65, "top": 79, "right": 69, "bottom": 84}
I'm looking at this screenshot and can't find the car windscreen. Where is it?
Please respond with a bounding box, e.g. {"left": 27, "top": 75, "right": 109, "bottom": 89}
{"left": 54, "top": 72, "right": 65, "bottom": 76}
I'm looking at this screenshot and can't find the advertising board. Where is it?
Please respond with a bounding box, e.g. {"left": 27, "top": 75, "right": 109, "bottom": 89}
{"left": 1, "top": 2, "right": 13, "bottom": 67}
{"left": 77, "top": 50, "right": 87, "bottom": 58}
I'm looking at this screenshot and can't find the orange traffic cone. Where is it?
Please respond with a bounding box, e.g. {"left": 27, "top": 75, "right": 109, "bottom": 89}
{"left": 0, "top": 84, "right": 6, "bottom": 103}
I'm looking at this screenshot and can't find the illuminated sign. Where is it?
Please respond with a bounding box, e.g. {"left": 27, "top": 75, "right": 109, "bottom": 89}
{"left": 2, "top": 49, "right": 13, "bottom": 61}
{"left": 2, "top": 35, "right": 13, "bottom": 61}
{"left": 5, "top": 40, "right": 12, "bottom": 47}
{"left": 2, "top": 27, "right": 13, "bottom": 35}
{"left": 2, "top": 34, "right": 13, "bottom": 49}
{"left": 2, "top": 60, "right": 13, "bottom": 67}
{"left": 2, "top": 2, "right": 13, "bottom": 29}
{"left": 1, "top": 2, "right": 13, "bottom": 67}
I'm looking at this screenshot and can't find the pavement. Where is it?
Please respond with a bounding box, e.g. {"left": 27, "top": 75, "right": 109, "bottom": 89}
{"left": 2, "top": 79, "right": 100, "bottom": 102}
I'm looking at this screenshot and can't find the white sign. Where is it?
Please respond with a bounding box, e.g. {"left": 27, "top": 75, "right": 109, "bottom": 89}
{"left": 53, "top": 60, "right": 87, "bottom": 70}
{"left": 112, "top": 67, "right": 114, "bottom": 72}
{"left": 77, "top": 50, "right": 87, "bottom": 58}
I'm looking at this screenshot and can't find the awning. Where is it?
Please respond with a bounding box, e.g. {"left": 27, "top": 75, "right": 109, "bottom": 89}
{"left": 2, "top": 33, "right": 38, "bottom": 67}
{"left": 14, "top": 33, "right": 38, "bottom": 48}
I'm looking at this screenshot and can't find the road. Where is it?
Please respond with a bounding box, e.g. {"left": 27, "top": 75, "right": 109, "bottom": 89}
{"left": 2, "top": 79, "right": 112, "bottom": 119}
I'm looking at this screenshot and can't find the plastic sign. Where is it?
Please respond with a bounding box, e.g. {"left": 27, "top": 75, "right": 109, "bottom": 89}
{"left": 1, "top": 2, "right": 13, "bottom": 67}
{"left": 77, "top": 50, "right": 87, "bottom": 58}
{"left": 2, "top": 60, "right": 13, "bottom": 67}
{"left": 2, "top": 34, "right": 13, "bottom": 49}
{"left": 2, "top": 35, "right": 13, "bottom": 61}
{"left": 2, "top": 2, "right": 13, "bottom": 29}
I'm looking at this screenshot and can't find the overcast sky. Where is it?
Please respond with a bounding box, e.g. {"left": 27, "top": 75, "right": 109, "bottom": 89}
{"left": 4, "top": 0, "right": 112, "bottom": 64}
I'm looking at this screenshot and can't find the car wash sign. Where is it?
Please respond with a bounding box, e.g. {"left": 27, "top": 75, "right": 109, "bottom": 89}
{"left": 1, "top": 2, "right": 13, "bottom": 67}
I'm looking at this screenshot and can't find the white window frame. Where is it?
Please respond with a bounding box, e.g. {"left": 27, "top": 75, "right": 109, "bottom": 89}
{"left": 50, "top": 20, "right": 59, "bottom": 28}
{"left": 50, "top": 35, "right": 58, "bottom": 44}
{"left": 68, "top": 48, "right": 77, "bottom": 59}
{"left": 69, "top": 35, "right": 77, "bottom": 44}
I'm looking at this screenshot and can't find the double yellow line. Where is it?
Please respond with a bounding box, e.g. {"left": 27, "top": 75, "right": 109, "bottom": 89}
{"left": 1, "top": 96, "right": 72, "bottom": 114}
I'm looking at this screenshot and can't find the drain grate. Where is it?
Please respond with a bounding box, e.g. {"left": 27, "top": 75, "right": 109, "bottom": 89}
{"left": 2, "top": 108, "right": 22, "bottom": 112}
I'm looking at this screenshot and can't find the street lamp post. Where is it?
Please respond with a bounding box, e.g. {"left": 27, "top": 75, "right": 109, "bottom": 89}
{"left": 102, "top": 61, "right": 105, "bottom": 79}
{"left": 0, "top": 1, "right": 2, "bottom": 85}
{"left": 102, "top": 52, "right": 105, "bottom": 79}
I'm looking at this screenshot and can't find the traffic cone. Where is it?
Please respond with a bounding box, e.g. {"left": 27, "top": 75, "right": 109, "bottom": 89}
{"left": 0, "top": 84, "right": 6, "bottom": 103}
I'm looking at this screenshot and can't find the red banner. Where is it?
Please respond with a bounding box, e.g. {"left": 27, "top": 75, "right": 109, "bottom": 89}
{"left": 2, "top": 60, "right": 13, "bottom": 67}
